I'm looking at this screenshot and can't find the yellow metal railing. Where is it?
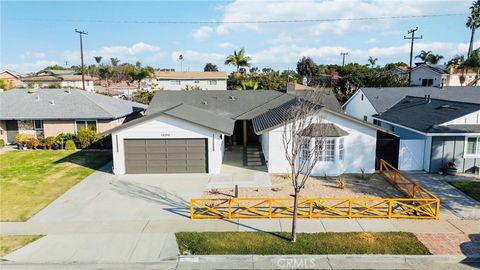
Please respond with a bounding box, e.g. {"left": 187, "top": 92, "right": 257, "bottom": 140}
{"left": 190, "top": 160, "right": 440, "bottom": 220}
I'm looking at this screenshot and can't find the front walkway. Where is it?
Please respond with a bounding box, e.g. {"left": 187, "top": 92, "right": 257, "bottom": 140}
{"left": 407, "top": 173, "right": 480, "bottom": 220}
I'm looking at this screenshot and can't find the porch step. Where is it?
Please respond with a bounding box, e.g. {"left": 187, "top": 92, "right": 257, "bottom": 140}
{"left": 243, "top": 146, "right": 267, "bottom": 167}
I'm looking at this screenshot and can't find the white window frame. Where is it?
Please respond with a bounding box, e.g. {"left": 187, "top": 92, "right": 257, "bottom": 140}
{"left": 208, "top": 80, "right": 217, "bottom": 85}
{"left": 75, "top": 120, "right": 98, "bottom": 133}
{"left": 170, "top": 80, "right": 181, "bottom": 85}
{"left": 464, "top": 136, "right": 480, "bottom": 158}
{"left": 316, "top": 138, "right": 336, "bottom": 162}
{"left": 339, "top": 138, "right": 345, "bottom": 161}
{"left": 300, "top": 138, "right": 311, "bottom": 161}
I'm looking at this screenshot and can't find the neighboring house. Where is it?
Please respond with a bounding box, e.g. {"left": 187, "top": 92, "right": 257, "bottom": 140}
{"left": 0, "top": 70, "right": 24, "bottom": 88}
{"left": 147, "top": 71, "right": 228, "bottom": 91}
{"left": 372, "top": 96, "right": 480, "bottom": 174}
{"left": 343, "top": 86, "right": 480, "bottom": 124}
{"left": 410, "top": 63, "right": 478, "bottom": 87}
{"left": 343, "top": 86, "right": 480, "bottom": 172}
{"left": 392, "top": 66, "right": 408, "bottom": 79}
{"left": 106, "top": 89, "right": 389, "bottom": 176}
{"left": 22, "top": 70, "right": 97, "bottom": 92}
{"left": 0, "top": 89, "right": 147, "bottom": 144}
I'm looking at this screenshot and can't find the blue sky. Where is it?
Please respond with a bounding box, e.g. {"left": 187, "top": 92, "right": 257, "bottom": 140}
{"left": 1, "top": 0, "right": 477, "bottom": 73}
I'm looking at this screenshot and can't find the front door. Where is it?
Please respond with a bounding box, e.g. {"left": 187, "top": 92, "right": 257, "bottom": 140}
{"left": 6, "top": 120, "right": 18, "bottom": 144}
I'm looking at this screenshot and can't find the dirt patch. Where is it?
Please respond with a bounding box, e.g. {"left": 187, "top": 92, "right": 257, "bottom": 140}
{"left": 203, "top": 173, "right": 405, "bottom": 199}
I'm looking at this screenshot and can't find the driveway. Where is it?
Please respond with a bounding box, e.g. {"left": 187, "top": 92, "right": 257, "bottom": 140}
{"left": 407, "top": 173, "right": 480, "bottom": 220}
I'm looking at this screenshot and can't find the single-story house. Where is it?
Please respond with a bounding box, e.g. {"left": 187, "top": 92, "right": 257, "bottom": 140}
{"left": 106, "top": 89, "right": 390, "bottom": 176}
{"left": 0, "top": 89, "right": 147, "bottom": 143}
{"left": 22, "top": 70, "right": 97, "bottom": 92}
{"left": 373, "top": 96, "right": 480, "bottom": 174}
{"left": 410, "top": 63, "right": 478, "bottom": 87}
{"left": 0, "top": 70, "right": 24, "bottom": 89}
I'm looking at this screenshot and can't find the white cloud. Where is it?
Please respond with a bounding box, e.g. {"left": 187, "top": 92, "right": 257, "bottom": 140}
{"left": 218, "top": 42, "right": 235, "bottom": 49}
{"left": 3, "top": 60, "right": 58, "bottom": 74}
{"left": 216, "top": 0, "right": 470, "bottom": 37}
{"left": 64, "top": 42, "right": 165, "bottom": 65}
{"left": 192, "top": 26, "right": 214, "bottom": 41}
{"left": 19, "top": 51, "right": 46, "bottom": 60}
{"left": 367, "top": 38, "right": 377, "bottom": 44}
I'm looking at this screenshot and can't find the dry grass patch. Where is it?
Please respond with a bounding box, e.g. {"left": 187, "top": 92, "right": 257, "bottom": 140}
{"left": 0, "top": 235, "right": 44, "bottom": 256}
{"left": 0, "top": 150, "right": 111, "bottom": 221}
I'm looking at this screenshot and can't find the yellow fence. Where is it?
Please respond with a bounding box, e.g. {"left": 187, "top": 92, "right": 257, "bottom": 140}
{"left": 190, "top": 160, "right": 440, "bottom": 220}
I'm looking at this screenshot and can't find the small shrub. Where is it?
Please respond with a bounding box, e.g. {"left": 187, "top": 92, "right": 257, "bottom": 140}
{"left": 271, "top": 187, "right": 281, "bottom": 192}
{"left": 44, "top": 136, "right": 56, "bottom": 149}
{"left": 26, "top": 137, "right": 40, "bottom": 149}
{"left": 360, "top": 168, "right": 366, "bottom": 180}
{"left": 65, "top": 139, "right": 76, "bottom": 150}
{"left": 76, "top": 128, "right": 98, "bottom": 149}
{"left": 208, "top": 189, "right": 221, "bottom": 195}
{"left": 15, "top": 133, "right": 29, "bottom": 145}
{"left": 0, "top": 139, "right": 5, "bottom": 147}
{"left": 279, "top": 173, "right": 290, "bottom": 180}
{"left": 55, "top": 133, "right": 76, "bottom": 149}
{"left": 337, "top": 177, "right": 347, "bottom": 189}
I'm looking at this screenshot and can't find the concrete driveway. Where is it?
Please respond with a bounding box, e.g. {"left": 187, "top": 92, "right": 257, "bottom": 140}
{"left": 28, "top": 163, "right": 211, "bottom": 223}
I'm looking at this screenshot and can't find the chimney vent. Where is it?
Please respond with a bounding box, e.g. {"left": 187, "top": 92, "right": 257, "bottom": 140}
{"left": 49, "top": 99, "right": 55, "bottom": 105}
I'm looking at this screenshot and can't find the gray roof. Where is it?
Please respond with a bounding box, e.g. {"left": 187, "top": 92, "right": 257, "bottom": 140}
{"left": 0, "top": 88, "right": 147, "bottom": 120}
{"left": 412, "top": 64, "right": 449, "bottom": 75}
{"left": 374, "top": 96, "right": 480, "bottom": 134}
{"left": 300, "top": 123, "right": 349, "bottom": 137}
{"left": 355, "top": 86, "right": 480, "bottom": 113}
{"left": 106, "top": 89, "right": 344, "bottom": 135}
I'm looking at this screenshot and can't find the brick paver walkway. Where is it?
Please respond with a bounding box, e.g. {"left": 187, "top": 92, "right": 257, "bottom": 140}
{"left": 415, "top": 233, "right": 480, "bottom": 255}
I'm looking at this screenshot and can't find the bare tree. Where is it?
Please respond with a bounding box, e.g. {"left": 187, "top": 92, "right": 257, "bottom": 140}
{"left": 281, "top": 89, "right": 327, "bottom": 242}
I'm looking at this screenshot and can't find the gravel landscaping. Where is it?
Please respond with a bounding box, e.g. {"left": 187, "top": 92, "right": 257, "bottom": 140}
{"left": 203, "top": 173, "right": 405, "bottom": 198}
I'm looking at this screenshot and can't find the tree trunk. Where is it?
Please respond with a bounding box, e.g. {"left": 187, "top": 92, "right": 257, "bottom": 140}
{"left": 291, "top": 190, "right": 299, "bottom": 242}
{"left": 468, "top": 28, "right": 476, "bottom": 58}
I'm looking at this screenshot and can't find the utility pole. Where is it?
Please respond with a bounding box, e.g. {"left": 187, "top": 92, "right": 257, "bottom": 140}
{"left": 340, "top": 52, "right": 348, "bottom": 67}
{"left": 404, "top": 27, "right": 422, "bottom": 86}
{"left": 75, "top": 29, "right": 88, "bottom": 91}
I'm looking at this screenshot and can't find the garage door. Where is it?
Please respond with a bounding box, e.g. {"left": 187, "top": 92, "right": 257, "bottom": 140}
{"left": 124, "top": 139, "right": 207, "bottom": 174}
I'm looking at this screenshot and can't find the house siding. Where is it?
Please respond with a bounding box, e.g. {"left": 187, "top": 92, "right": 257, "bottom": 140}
{"left": 430, "top": 136, "right": 479, "bottom": 173}
{"left": 0, "top": 121, "right": 7, "bottom": 142}
{"left": 43, "top": 120, "right": 75, "bottom": 137}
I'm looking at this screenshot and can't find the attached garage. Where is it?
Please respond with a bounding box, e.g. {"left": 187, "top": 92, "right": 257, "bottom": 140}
{"left": 124, "top": 139, "right": 208, "bottom": 174}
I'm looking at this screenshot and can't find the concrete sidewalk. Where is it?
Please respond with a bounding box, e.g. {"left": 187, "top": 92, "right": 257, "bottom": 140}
{"left": 1, "top": 254, "right": 480, "bottom": 269}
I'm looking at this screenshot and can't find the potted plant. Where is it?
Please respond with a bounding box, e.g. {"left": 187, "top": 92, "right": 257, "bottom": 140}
{"left": 445, "top": 161, "right": 458, "bottom": 176}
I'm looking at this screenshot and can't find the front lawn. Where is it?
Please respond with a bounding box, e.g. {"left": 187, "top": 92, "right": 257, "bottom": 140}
{"left": 449, "top": 181, "right": 480, "bottom": 202}
{"left": 0, "top": 235, "right": 44, "bottom": 256}
{"left": 0, "top": 150, "right": 111, "bottom": 221}
{"left": 175, "top": 232, "right": 430, "bottom": 255}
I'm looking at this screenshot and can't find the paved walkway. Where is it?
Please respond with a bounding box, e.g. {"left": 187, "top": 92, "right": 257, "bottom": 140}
{"left": 408, "top": 173, "right": 480, "bottom": 220}
{"left": 416, "top": 233, "right": 480, "bottom": 256}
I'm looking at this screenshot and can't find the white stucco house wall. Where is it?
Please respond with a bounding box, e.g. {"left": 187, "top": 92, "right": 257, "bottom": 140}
{"left": 106, "top": 90, "right": 386, "bottom": 176}
{"left": 145, "top": 71, "right": 228, "bottom": 91}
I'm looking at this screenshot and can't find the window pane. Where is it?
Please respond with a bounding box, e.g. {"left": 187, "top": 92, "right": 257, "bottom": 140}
{"left": 86, "top": 121, "right": 97, "bottom": 132}
{"left": 339, "top": 138, "right": 344, "bottom": 161}
{"left": 301, "top": 139, "right": 311, "bottom": 160}
{"left": 34, "top": 120, "right": 43, "bottom": 129}
{"left": 76, "top": 121, "right": 85, "bottom": 132}
{"left": 467, "top": 137, "right": 477, "bottom": 154}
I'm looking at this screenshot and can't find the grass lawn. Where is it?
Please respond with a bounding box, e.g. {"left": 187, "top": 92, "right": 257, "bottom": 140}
{"left": 0, "top": 150, "right": 111, "bottom": 221}
{"left": 449, "top": 181, "right": 480, "bottom": 202}
{"left": 175, "top": 232, "right": 430, "bottom": 255}
{"left": 0, "top": 235, "right": 44, "bottom": 257}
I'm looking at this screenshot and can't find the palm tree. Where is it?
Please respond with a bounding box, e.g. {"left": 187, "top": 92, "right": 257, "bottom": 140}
{"left": 415, "top": 50, "right": 432, "bottom": 63}
{"left": 239, "top": 81, "right": 259, "bottom": 90}
{"left": 467, "top": 1, "right": 480, "bottom": 57}
{"left": 367, "top": 56, "right": 378, "bottom": 68}
{"left": 225, "top": 48, "right": 251, "bottom": 72}
{"left": 94, "top": 56, "right": 103, "bottom": 64}
{"left": 110, "top": 58, "right": 120, "bottom": 67}
{"left": 427, "top": 54, "right": 444, "bottom": 64}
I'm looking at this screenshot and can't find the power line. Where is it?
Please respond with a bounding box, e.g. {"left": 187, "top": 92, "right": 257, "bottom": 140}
{"left": 7, "top": 13, "right": 467, "bottom": 25}
{"left": 404, "top": 27, "right": 423, "bottom": 86}
{"left": 75, "top": 29, "right": 88, "bottom": 91}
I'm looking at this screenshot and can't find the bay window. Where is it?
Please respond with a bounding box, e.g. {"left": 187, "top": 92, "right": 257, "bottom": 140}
{"left": 316, "top": 138, "right": 336, "bottom": 162}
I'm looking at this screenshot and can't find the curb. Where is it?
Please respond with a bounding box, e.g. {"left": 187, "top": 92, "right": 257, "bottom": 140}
{"left": 178, "top": 254, "right": 480, "bottom": 263}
